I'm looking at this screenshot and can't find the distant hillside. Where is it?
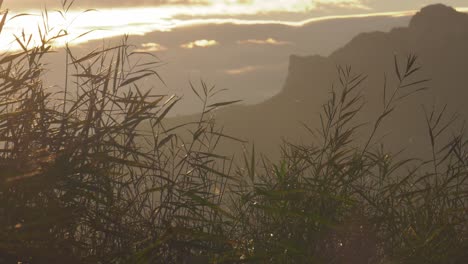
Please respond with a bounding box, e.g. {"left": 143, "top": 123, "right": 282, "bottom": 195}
{"left": 167, "top": 4, "right": 468, "bottom": 160}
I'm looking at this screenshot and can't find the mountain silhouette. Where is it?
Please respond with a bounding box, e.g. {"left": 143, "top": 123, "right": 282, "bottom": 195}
{"left": 169, "top": 4, "right": 468, "bottom": 160}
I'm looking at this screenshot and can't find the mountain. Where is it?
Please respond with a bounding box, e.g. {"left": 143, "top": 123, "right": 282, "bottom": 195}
{"left": 167, "top": 4, "right": 468, "bottom": 160}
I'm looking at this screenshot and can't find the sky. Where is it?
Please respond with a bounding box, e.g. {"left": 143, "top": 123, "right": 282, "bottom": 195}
{"left": 1, "top": 1, "right": 467, "bottom": 51}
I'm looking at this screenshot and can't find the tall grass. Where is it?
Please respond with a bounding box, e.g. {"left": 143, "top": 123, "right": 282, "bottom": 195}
{"left": 0, "top": 2, "right": 237, "bottom": 263}
{"left": 0, "top": 2, "right": 466, "bottom": 263}
{"left": 227, "top": 57, "right": 467, "bottom": 264}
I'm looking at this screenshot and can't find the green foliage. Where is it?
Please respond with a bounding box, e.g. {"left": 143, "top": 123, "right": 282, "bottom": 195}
{"left": 0, "top": 2, "right": 466, "bottom": 264}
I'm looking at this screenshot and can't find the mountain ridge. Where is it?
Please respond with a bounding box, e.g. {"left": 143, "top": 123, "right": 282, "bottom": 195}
{"left": 168, "top": 3, "right": 468, "bottom": 160}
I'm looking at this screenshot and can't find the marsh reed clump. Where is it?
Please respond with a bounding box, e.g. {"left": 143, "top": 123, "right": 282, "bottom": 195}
{"left": 228, "top": 59, "right": 467, "bottom": 263}
{"left": 0, "top": 2, "right": 466, "bottom": 263}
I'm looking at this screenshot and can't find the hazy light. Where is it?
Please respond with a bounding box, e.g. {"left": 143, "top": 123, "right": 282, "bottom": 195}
{"left": 237, "top": 38, "right": 293, "bottom": 45}
{"left": 0, "top": 8, "right": 177, "bottom": 52}
{"left": 181, "top": 39, "right": 219, "bottom": 49}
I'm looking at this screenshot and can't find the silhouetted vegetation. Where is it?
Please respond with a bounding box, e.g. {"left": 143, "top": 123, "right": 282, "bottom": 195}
{"left": 0, "top": 2, "right": 466, "bottom": 264}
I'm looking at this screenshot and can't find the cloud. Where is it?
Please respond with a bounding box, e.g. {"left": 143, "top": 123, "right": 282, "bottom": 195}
{"left": 224, "top": 65, "right": 262, "bottom": 75}
{"left": 180, "top": 39, "right": 219, "bottom": 49}
{"left": 237, "top": 38, "right": 293, "bottom": 46}
{"left": 134, "top": 42, "right": 167, "bottom": 52}
{"left": 315, "top": 0, "right": 370, "bottom": 11}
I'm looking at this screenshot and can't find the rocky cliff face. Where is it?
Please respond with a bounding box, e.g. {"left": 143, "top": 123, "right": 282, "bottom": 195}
{"left": 285, "top": 4, "right": 468, "bottom": 91}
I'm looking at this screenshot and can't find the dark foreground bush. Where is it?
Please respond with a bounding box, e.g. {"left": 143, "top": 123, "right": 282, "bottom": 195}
{"left": 0, "top": 2, "right": 466, "bottom": 264}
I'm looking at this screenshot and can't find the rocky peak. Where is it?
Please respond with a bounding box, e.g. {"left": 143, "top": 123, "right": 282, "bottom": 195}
{"left": 409, "top": 4, "right": 468, "bottom": 33}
